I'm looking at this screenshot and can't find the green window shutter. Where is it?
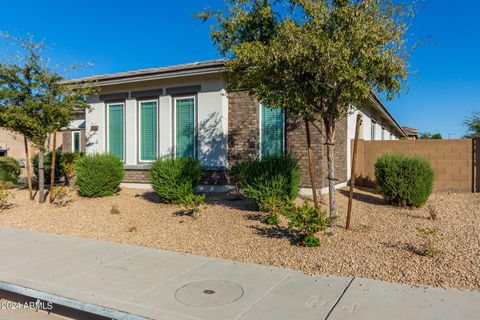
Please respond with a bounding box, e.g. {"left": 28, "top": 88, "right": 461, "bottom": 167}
{"left": 108, "top": 104, "right": 124, "bottom": 161}
{"left": 140, "top": 101, "right": 158, "bottom": 161}
{"left": 176, "top": 98, "right": 195, "bottom": 158}
{"left": 261, "top": 105, "right": 285, "bottom": 157}
{"left": 73, "top": 132, "right": 80, "bottom": 153}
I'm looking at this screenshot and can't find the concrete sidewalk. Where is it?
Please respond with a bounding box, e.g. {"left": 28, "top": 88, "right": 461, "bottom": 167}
{"left": 0, "top": 227, "right": 478, "bottom": 320}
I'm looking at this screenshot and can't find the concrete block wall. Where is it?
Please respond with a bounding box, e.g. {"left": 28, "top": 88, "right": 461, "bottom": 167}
{"left": 355, "top": 139, "right": 477, "bottom": 193}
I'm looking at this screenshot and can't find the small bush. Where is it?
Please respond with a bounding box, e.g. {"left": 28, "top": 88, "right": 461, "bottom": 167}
{"left": 62, "top": 152, "right": 84, "bottom": 186}
{"left": 76, "top": 154, "right": 124, "bottom": 197}
{"left": 0, "top": 156, "right": 21, "bottom": 184}
{"left": 0, "top": 187, "right": 14, "bottom": 210}
{"left": 416, "top": 227, "right": 442, "bottom": 257}
{"left": 375, "top": 153, "right": 435, "bottom": 207}
{"left": 150, "top": 158, "right": 201, "bottom": 204}
{"left": 179, "top": 194, "right": 206, "bottom": 219}
{"left": 286, "top": 202, "right": 334, "bottom": 247}
{"left": 33, "top": 151, "right": 63, "bottom": 184}
{"left": 234, "top": 155, "right": 300, "bottom": 211}
{"left": 50, "top": 186, "right": 74, "bottom": 207}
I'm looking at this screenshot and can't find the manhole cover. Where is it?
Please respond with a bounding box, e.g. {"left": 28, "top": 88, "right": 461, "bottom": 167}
{"left": 175, "top": 280, "right": 244, "bottom": 307}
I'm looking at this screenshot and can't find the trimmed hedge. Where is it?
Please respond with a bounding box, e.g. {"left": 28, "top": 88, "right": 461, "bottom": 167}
{"left": 0, "top": 156, "right": 21, "bottom": 184}
{"left": 76, "top": 154, "right": 124, "bottom": 197}
{"left": 234, "top": 155, "right": 300, "bottom": 211}
{"left": 375, "top": 153, "right": 435, "bottom": 207}
{"left": 33, "top": 151, "right": 63, "bottom": 184}
{"left": 150, "top": 157, "right": 201, "bottom": 204}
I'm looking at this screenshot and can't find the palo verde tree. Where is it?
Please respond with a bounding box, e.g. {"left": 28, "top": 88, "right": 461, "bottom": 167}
{"left": 198, "top": 0, "right": 413, "bottom": 221}
{"left": 0, "top": 33, "right": 96, "bottom": 203}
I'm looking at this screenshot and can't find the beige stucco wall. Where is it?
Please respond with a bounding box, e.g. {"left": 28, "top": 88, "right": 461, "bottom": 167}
{"left": 0, "top": 127, "right": 63, "bottom": 160}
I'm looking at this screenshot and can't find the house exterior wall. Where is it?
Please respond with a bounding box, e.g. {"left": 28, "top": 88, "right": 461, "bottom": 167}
{"left": 62, "top": 129, "right": 86, "bottom": 153}
{"left": 228, "top": 91, "right": 348, "bottom": 189}
{"left": 85, "top": 74, "right": 228, "bottom": 183}
{"left": 0, "top": 128, "right": 63, "bottom": 160}
{"left": 346, "top": 102, "right": 404, "bottom": 180}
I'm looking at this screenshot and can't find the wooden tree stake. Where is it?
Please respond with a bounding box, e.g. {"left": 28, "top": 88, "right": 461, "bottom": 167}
{"left": 23, "top": 136, "right": 33, "bottom": 200}
{"left": 305, "top": 119, "right": 319, "bottom": 210}
{"left": 346, "top": 114, "right": 362, "bottom": 230}
{"left": 49, "top": 131, "right": 57, "bottom": 203}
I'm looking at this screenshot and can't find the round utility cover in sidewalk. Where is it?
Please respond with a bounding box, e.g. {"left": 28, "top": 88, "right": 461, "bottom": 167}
{"left": 175, "top": 280, "right": 244, "bottom": 307}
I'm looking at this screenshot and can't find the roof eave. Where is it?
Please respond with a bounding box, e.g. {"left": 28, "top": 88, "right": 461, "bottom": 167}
{"left": 369, "top": 92, "right": 407, "bottom": 138}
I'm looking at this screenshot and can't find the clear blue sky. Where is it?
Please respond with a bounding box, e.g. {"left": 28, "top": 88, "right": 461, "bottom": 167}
{"left": 1, "top": 0, "right": 478, "bottom": 138}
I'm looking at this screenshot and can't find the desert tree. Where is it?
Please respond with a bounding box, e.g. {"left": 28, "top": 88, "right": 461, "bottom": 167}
{"left": 198, "top": 0, "right": 414, "bottom": 221}
{"left": 0, "top": 33, "right": 96, "bottom": 203}
{"left": 463, "top": 111, "right": 480, "bottom": 138}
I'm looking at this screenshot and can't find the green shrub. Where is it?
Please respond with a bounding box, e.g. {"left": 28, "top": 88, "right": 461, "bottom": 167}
{"left": 76, "top": 154, "right": 124, "bottom": 197}
{"left": 150, "top": 157, "right": 201, "bottom": 204}
{"left": 0, "top": 156, "right": 21, "bottom": 184}
{"left": 374, "top": 153, "right": 435, "bottom": 207}
{"left": 179, "top": 194, "right": 206, "bottom": 219}
{"left": 286, "top": 202, "right": 334, "bottom": 247}
{"left": 234, "top": 155, "right": 300, "bottom": 211}
{"left": 33, "top": 151, "right": 63, "bottom": 184}
{"left": 0, "top": 187, "right": 14, "bottom": 210}
{"left": 61, "top": 152, "right": 84, "bottom": 186}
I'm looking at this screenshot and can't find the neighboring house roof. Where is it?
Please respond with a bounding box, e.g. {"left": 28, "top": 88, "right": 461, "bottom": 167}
{"left": 69, "top": 59, "right": 407, "bottom": 137}
{"left": 402, "top": 126, "right": 420, "bottom": 138}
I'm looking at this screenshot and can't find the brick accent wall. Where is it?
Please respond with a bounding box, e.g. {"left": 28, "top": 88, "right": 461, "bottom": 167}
{"left": 286, "top": 116, "right": 348, "bottom": 188}
{"left": 62, "top": 129, "right": 86, "bottom": 153}
{"left": 123, "top": 168, "right": 228, "bottom": 185}
{"left": 228, "top": 91, "right": 260, "bottom": 166}
{"left": 355, "top": 139, "right": 476, "bottom": 193}
{"left": 228, "top": 91, "right": 348, "bottom": 189}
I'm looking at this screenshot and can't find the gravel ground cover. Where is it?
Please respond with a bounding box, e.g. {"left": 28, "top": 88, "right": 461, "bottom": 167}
{"left": 1, "top": 187, "right": 479, "bottom": 290}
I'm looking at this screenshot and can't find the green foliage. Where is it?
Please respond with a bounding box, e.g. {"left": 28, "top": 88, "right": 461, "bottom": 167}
{"left": 50, "top": 186, "right": 74, "bottom": 207}
{"left": 463, "top": 111, "right": 480, "bottom": 138}
{"left": 150, "top": 158, "right": 202, "bottom": 204}
{"left": 61, "top": 152, "right": 84, "bottom": 186}
{"left": 286, "top": 202, "right": 334, "bottom": 247}
{"left": 198, "top": 0, "right": 414, "bottom": 218}
{"left": 0, "top": 186, "right": 14, "bottom": 210}
{"left": 75, "top": 154, "right": 124, "bottom": 197}
{"left": 179, "top": 194, "right": 206, "bottom": 219}
{"left": 265, "top": 214, "right": 279, "bottom": 225}
{"left": 420, "top": 132, "right": 442, "bottom": 139}
{"left": 234, "top": 155, "right": 300, "bottom": 211}
{"left": 0, "top": 156, "right": 21, "bottom": 184}
{"left": 33, "top": 151, "right": 63, "bottom": 183}
{"left": 0, "top": 34, "right": 97, "bottom": 151}
{"left": 375, "top": 153, "right": 435, "bottom": 207}
{"left": 416, "top": 227, "right": 441, "bottom": 257}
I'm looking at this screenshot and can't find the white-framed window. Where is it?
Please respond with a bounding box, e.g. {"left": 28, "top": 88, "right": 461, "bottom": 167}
{"left": 259, "top": 104, "right": 285, "bottom": 158}
{"left": 173, "top": 96, "right": 196, "bottom": 158}
{"left": 138, "top": 99, "right": 158, "bottom": 162}
{"left": 71, "top": 131, "right": 81, "bottom": 153}
{"left": 106, "top": 102, "right": 125, "bottom": 161}
{"left": 371, "top": 120, "right": 377, "bottom": 140}
{"left": 381, "top": 126, "right": 385, "bottom": 140}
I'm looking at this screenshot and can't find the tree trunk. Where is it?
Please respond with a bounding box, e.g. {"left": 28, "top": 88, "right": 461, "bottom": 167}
{"left": 38, "top": 151, "right": 45, "bottom": 204}
{"left": 49, "top": 131, "right": 57, "bottom": 203}
{"left": 23, "top": 136, "right": 33, "bottom": 200}
{"left": 304, "top": 118, "right": 319, "bottom": 210}
{"left": 324, "top": 118, "right": 337, "bottom": 224}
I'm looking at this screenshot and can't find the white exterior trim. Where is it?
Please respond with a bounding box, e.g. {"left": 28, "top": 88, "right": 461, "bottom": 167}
{"left": 106, "top": 102, "right": 126, "bottom": 162}
{"left": 71, "top": 131, "right": 81, "bottom": 153}
{"left": 173, "top": 95, "right": 197, "bottom": 159}
{"left": 137, "top": 99, "right": 159, "bottom": 163}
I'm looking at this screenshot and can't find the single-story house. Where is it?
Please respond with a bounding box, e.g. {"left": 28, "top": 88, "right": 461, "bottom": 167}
{"left": 68, "top": 60, "right": 406, "bottom": 194}
{"left": 402, "top": 126, "right": 420, "bottom": 140}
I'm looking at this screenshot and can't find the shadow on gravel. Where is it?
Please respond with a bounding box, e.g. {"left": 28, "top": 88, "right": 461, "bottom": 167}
{"left": 204, "top": 194, "right": 258, "bottom": 212}
{"left": 338, "top": 189, "right": 387, "bottom": 206}
{"left": 250, "top": 225, "right": 299, "bottom": 244}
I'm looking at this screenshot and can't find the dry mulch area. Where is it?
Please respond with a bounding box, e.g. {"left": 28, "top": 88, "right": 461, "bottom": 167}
{"left": 1, "top": 187, "right": 479, "bottom": 291}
